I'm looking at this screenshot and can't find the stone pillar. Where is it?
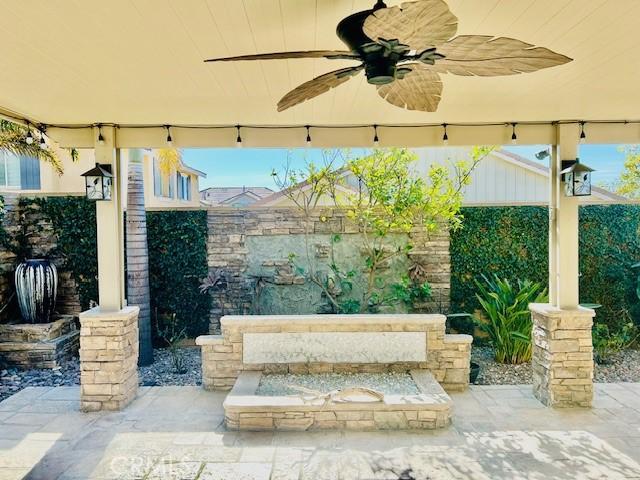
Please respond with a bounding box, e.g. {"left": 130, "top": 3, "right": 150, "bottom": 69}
{"left": 530, "top": 303, "right": 595, "bottom": 407}
{"left": 79, "top": 306, "right": 139, "bottom": 412}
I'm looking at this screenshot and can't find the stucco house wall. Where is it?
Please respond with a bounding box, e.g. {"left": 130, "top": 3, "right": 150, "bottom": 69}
{"left": 1, "top": 148, "right": 204, "bottom": 208}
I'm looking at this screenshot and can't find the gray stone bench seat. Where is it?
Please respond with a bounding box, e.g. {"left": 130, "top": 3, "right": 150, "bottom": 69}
{"left": 196, "top": 314, "right": 472, "bottom": 392}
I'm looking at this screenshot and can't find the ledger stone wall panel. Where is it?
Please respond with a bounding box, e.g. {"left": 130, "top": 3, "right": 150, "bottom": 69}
{"left": 206, "top": 207, "right": 451, "bottom": 331}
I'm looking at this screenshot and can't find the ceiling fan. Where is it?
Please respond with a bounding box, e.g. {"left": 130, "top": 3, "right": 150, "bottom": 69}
{"left": 204, "top": 0, "right": 572, "bottom": 113}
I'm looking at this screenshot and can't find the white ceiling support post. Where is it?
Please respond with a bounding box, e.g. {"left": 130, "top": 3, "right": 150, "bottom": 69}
{"left": 94, "top": 125, "right": 125, "bottom": 311}
{"left": 551, "top": 123, "right": 580, "bottom": 309}
{"left": 532, "top": 123, "right": 594, "bottom": 408}
{"left": 80, "top": 126, "right": 139, "bottom": 413}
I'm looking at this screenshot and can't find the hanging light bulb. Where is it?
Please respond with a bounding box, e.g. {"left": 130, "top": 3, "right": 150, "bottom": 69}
{"left": 235, "top": 125, "right": 242, "bottom": 148}
{"left": 373, "top": 125, "right": 379, "bottom": 147}
{"left": 305, "top": 126, "right": 312, "bottom": 147}
{"left": 511, "top": 123, "right": 517, "bottom": 145}
{"left": 97, "top": 124, "right": 105, "bottom": 145}
{"left": 39, "top": 127, "right": 46, "bottom": 148}
{"left": 442, "top": 123, "right": 449, "bottom": 146}
{"left": 25, "top": 123, "right": 34, "bottom": 144}
{"left": 579, "top": 122, "right": 586, "bottom": 144}
{"left": 165, "top": 126, "right": 173, "bottom": 147}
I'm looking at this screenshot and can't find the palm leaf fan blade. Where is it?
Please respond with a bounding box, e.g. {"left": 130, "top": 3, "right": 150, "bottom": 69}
{"left": 432, "top": 35, "right": 572, "bottom": 76}
{"left": 277, "top": 66, "right": 363, "bottom": 112}
{"left": 376, "top": 64, "right": 442, "bottom": 112}
{"left": 204, "top": 50, "right": 359, "bottom": 62}
{"left": 363, "top": 0, "right": 458, "bottom": 50}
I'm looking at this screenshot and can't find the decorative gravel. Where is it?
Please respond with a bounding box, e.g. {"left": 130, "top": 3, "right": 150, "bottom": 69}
{"left": 138, "top": 347, "right": 201, "bottom": 387}
{"left": 472, "top": 345, "right": 640, "bottom": 385}
{"left": 1, "top": 358, "right": 80, "bottom": 402}
{"left": 471, "top": 346, "right": 533, "bottom": 385}
{"left": 256, "top": 372, "right": 420, "bottom": 396}
{"left": 1, "top": 347, "right": 201, "bottom": 402}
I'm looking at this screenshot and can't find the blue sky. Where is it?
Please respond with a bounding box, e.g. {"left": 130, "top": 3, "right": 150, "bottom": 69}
{"left": 184, "top": 144, "right": 629, "bottom": 191}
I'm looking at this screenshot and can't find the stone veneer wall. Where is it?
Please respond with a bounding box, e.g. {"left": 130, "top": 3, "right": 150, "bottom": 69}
{"left": 530, "top": 303, "right": 595, "bottom": 408}
{"left": 0, "top": 315, "right": 79, "bottom": 369}
{"left": 197, "top": 314, "right": 471, "bottom": 393}
{"left": 0, "top": 194, "right": 82, "bottom": 320}
{"left": 79, "top": 306, "right": 139, "bottom": 412}
{"left": 206, "top": 207, "right": 450, "bottom": 330}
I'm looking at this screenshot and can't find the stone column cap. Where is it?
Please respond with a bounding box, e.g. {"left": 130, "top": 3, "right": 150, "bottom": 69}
{"left": 529, "top": 302, "right": 595, "bottom": 318}
{"left": 221, "top": 314, "right": 446, "bottom": 328}
{"left": 79, "top": 306, "right": 140, "bottom": 322}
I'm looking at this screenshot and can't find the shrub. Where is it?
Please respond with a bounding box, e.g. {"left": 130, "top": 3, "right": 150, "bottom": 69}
{"left": 146, "top": 210, "right": 210, "bottom": 339}
{"left": 592, "top": 318, "right": 638, "bottom": 364}
{"left": 474, "top": 274, "right": 547, "bottom": 364}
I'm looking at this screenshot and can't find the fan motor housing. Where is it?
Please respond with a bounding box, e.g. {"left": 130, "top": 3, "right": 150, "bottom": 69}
{"left": 337, "top": 4, "right": 400, "bottom": 85}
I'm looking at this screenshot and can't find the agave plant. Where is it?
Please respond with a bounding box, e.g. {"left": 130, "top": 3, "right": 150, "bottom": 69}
{"left": 474, "top": 274, "right": 548, "bottom": 364}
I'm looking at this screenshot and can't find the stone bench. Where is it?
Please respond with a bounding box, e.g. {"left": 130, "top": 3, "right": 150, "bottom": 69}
{"left": 196, "top": 314, "right": 472, "bottom": 393}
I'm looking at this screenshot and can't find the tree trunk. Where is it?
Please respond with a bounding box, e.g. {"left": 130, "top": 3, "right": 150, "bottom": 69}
{"left": 126, "top": 149, "right": 153, "bottom": 365}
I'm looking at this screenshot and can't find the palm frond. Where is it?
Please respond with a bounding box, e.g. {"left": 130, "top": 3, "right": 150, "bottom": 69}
{"left": 0, "top": 120, "right": 64, "bottom": 174}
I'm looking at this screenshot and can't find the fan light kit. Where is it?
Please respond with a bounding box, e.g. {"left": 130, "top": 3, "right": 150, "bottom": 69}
{"left": 205, "top": 0, "right": 572, "bottom": 113}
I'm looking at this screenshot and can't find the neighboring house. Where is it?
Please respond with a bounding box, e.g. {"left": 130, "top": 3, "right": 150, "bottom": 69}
{"left": 200, "top": 186, "right": 274, "bottom": 207}
{"left": 0, "top": 148, "right": 205, "bottom": 208}
{"left": 255, "top": 148, "right": 624, "bottom": 207}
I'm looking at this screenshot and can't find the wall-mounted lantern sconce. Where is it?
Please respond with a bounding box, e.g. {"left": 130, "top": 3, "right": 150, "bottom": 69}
{"left": 561, "top": 158, "right": 594, "bottom": 197}
{"left": 81, "top": 163, "right": 113, "bottom": 200}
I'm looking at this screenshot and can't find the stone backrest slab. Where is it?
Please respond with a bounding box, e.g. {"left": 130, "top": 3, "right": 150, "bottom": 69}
{"left": 243, "top": 331, "right": 427, "bottom": 364}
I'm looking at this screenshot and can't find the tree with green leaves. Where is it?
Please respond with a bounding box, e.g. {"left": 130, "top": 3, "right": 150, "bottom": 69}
{"left": 274, "top": 147, "right": 492, "bottom": 313}
{"left": 616, "top": 146, "right": 640, "bottom": 199}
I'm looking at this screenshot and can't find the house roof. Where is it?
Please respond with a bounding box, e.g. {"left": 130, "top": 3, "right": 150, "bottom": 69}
{"left": 200, "top": 186, "right": 274, "bottom": 205}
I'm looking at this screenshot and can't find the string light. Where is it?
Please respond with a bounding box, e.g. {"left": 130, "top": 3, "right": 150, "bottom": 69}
{"left": 235, "top": 125, "right": 242, "bottom": 148}
{"left": 305, "top": 125, "right": 311, "bottom": 147}
{"left": 97, "top": 124, "right": 105, "bottom": 145}
{"left": 39, "top": 126, "right": 46, "bottom": 148}
{"left": 373, "top": 125, "right": 379, "bottom": 147}
{"left": 165, "top": 125, "right": 173, "bottom": 146}
{"left": 25, "top": 123, "right": 33, "bottom": 144}
{"left": 442, "top": 123, "right": 448, "bottom": 145}
{"left": 511, "top": 123, "right": 517, "bottom": 145}
{"left": 579, "top": 121, "right": 586, "bottom": 143}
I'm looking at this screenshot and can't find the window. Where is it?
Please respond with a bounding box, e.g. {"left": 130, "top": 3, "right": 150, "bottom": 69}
{"left": 0, "top": 151, "right": 40, "bottom": 190}
{"left": 153, "top": 157, "right": 173, "bottom": 198}
{"left": 177, "top": 172, "right": 191, "bottom": 201}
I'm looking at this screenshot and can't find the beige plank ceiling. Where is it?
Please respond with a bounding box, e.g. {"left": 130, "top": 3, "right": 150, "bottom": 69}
{"left": 1, "top": 0, "right": 640, "bottom": 127}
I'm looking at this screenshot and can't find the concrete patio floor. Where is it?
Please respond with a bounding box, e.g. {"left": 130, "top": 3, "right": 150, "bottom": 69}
{"left": 0, "top": 384, "right": 639, "bottom": 480}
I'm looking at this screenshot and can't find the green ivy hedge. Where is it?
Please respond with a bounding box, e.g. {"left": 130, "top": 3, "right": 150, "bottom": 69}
{"left": 579, "top": 205, "right": 640, "bottom": 328}
{"left": 146, "top": 210, "right": 210, "bottom": 338}
{"left": 24, "top": 196, "right": 99, "bottom": 310}
{"left": 451, "top": 205, "right": 640, "bottom": 330}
